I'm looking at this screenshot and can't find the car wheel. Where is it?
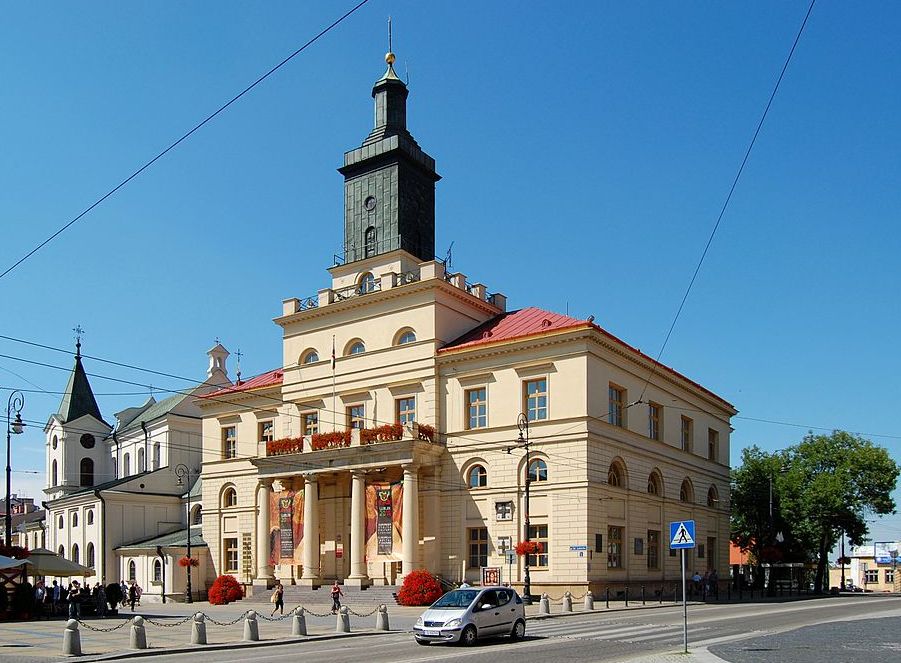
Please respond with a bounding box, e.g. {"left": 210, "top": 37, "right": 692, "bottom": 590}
{"left": 511, "top": 619, "right": 526, "bottom": 640}
{"left": 460, "top": 624, "right": 478, "bottom": 646}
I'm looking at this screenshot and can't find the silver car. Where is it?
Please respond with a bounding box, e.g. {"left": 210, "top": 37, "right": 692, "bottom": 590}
{"left": 412, "top": 586, "right": 526, "bottom": 646}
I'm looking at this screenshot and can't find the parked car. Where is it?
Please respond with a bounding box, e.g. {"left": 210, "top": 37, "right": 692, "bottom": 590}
{"left": 412, "top": 586, "right": 526, "bottom": 646}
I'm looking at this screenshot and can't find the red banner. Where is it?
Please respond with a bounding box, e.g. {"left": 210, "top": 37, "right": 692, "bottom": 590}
{"left": 269, "top": 489, "right": 304, "bottom": 565}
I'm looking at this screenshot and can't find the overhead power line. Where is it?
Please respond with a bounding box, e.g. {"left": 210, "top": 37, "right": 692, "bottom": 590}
{"left": 0, "top": 0, "right": 372, "bottom": 282}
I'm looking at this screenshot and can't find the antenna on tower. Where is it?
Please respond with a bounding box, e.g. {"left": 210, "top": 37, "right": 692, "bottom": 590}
{"left": 388, "top": 15, "right": 393, "bottom": 52}
{"left": 444, "top": 241, "right": 455, "bottom": 273}
{"left": 405, "top": 61, "right": 410, "bottom": 85}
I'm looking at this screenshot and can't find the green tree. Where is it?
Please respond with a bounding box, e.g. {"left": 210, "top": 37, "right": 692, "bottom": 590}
{"left": 781, "top": 431, "right": 898, "bottom": 592}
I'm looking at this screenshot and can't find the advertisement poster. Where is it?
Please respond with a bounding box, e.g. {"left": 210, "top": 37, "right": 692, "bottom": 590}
{"left": 874, "top": 542, "right": 901, "bottom": 564}
{"left": 269, "top": 488, "right": 304, "bottom": 565}
{"left": 365, "top": 483, "right": 403, "bottom": 561}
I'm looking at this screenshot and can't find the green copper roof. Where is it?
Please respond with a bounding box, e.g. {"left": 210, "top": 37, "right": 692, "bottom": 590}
{"left": 57, "top": 354, "right": 106, "bottom": 425}
{"left": 116, "top": 525, "right": 206, "bottom": 551}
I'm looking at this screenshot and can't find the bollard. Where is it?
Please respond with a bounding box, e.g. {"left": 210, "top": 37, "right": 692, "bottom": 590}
{"left": 562, "top": 592, "right": 572, "bottom": 612}
{"left": 336, "top": 606, "right": 350, "bottom": 633}
{"left": 375, "top": 603, "right": 389, "bottom": 631}
{"left": 62, "top": 619, "right": 82, "bottom": 656}
{"left": 130, "top": 615, "right": 148, "bottom": 649}
{"left": 243, "top": 610, "right": 260, "bottom": 642}
{"left": 659, "top": 585, "right": 663, "bottom": 604}
{"left": 292, "top": 608, "right": 308, "bottom": 636}
{"left": 605, "top": 586, "right": 610, "bottom": 609}
{"left": 191, "top": 612, "right": 207, "bottom": 645}
{"left": 624, "top": 586, "right": 629, "bottom": 607}
{"left": 641, "top": 585, "right": 646, "bottom": 605}
{"left": 539, "top": 593, "right": 550, "bottom": 615}
{"left": 584, "top": 591, "right": 594, "bottom": 611}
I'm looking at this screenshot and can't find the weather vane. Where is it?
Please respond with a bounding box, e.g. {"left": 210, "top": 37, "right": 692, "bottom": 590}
{"left": 73, "top": 324, "right": 84, "bottom": 356}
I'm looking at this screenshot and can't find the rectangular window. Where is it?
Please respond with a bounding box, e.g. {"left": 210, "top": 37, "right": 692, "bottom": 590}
{"left": 864, "top": 569, "right": 878, "bottom": 583}
{"left": 887, "top": 569, "right": 895, "bottom": 584}
{"left": 634, "top": 538, "right": 644, "bottom": 556}
{"left": 608, "top": 384, "right": 625, "bottom": 427}
{"left": 681, "top": 416, "right": 693, "bottom": 452}
{"left": 465, "top": 387, "right": 487, "bottom": 429}
{"left": 346, "top": 404, "right": 365, "bottom": 430}
{"left": 224, "top": 537, "right": 239, "bottom": 573}
{"left": 222, "top": 426, "right": 237, "bottom": 459}
{"left": 608, "top": 526, "right": 624, "bottom": 568}
{"left": 707, "top": 537, "right": 717, "bottom": 569}
{"left": 595, "top": 533, "right": 603, "bottom": 553}
{"left": 524, "top": 378, "right": 548, "bottom": 421}
{"left": 395, "top": 397, "right": 416, "bottom": 426}
{"left": 697, "top": 544, "right": 705, "bottom": 559}
{"left": 648, "top": 402, "right": 662, "bottom": 440}
{"left": 708, "top": 428, "right": 719, "bottom": 461}
{"left": 528, "top": 524, "right": 549, "bottom": 567}
{"left": 301, "top": 412, "right": 319, "bottom": 436}
{"left": 495, "top": 501, "right": 513, "bottom": 521}
{"left": 467, "top": 528, "right": 488, "bottom": 568}
{"left": 259, "top": 421, "right": 274, "bottom": 444}
{"left": 648, "top": 530, "right": 660, "bottom": 569}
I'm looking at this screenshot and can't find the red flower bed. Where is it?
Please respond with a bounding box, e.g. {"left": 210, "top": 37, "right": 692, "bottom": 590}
{"left": 396, "top": 569, "right": 443, "bottom": 606}
{"left": 208, "top": 574, "right": 243, "bottom": 605}
{"left": 178, "top": 556, "right": 199, "bottom": 568}
{"left": 515, "top": 540, "right": 543, "bottom": 556}
{"left": 361, "top": 423, "right": 404, "bottom": 444}
{"left": 417, "top": 423, "right": 436, "bottom": 443}
{"left": 266, "top": 437, "right": 303, "bottom": 456}
{"left": 311, "top": 430, "right": 351, "bottom": 450}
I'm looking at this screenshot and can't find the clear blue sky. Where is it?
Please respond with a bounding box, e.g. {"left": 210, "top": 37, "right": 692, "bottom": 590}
{"left": 2, "top": 2, "right": 899, "bottom": 546}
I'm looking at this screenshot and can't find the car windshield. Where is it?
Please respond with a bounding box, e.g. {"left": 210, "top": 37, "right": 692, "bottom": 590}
{"left": 431, "top": 590, "right": 479, "bottom": 608}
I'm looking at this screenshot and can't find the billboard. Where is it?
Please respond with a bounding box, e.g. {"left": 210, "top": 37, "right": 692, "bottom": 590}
{"left": 874, "top": 541, "right": 901, "bottom": 564}
{"left": 269, "top": 489, "right": 305, "bottom": 565}
{"left": 365, "top": 482, "right": 404, "bottom": 561}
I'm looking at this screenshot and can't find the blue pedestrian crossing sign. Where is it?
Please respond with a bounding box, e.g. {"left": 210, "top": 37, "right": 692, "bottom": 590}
{"left": 669, "top": 520, "right": 696, "bottom": 549}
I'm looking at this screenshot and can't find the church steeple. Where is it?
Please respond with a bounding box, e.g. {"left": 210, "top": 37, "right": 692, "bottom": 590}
{"left": 57, "top": 338, "right": 104, "bottom": 425}
{"left": 338, "top": 50, "right": 440, "bottom": 264}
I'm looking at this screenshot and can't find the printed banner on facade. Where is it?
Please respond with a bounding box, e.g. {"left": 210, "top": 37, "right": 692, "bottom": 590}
{"left": 269, "top": 488, "right": 304, "bottom": 565}
{"left": 365, "top": 482, "right": 403, "bottom": 561}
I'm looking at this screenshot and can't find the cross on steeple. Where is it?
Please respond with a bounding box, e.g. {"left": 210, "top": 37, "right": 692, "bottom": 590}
{"left": 235, "top": 348, "right": 243, "bottom": 383}
{"left": 73, "top": 325, "right": 85, "bottom": 357}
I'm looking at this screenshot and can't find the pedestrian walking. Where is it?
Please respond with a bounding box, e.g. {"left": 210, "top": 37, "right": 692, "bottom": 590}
{"left": 33, "top": 580, "right": 45, "bottom": 619}
{"left": 128, "top": 582, "right": 138, "bottom": 612}
{"left": 330, "top": 581, "right": 343, "bottom": 614}
{"left": 270, "top": 581, "right": 284, "bottom": 616}
{"left": 67, "top": 581, "right": 81, "bottom": 619}
{"left": 51, "top": 580, "right": 61, "bottom": 616}
{"left": 120, "top": 580, "right": 128, "bottom": 608}
{"left": 96, "top": 583, "right": 107, "bottom": 618}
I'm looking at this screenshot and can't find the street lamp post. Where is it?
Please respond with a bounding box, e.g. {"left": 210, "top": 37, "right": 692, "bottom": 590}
{"left": 517, "top": 413, "right": 532, "bottom": 605}
{"left": 5, "top": 391, "right": 25, "bottom": 546}
{"left": 174, "top": 464, "right": 194, "bottom": 603}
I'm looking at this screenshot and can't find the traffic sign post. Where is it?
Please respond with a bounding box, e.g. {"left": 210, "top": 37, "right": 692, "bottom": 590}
{"left": 670, "top": 520, "right": 696, "bottom": 654}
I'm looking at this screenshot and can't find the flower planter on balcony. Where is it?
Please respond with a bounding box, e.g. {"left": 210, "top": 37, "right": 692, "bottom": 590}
{"left": 266, "top": 437, "right": 304, "bottom": 456}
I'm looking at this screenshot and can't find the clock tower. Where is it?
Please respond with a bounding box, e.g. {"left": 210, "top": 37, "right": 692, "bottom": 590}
{"left": 338, "top": 52, "right": 440, "bottom": 264}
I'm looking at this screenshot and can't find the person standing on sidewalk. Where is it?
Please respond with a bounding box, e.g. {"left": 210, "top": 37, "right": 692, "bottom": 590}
{"left": 330, "top": 581, "right": 344, "bottom": 614}
{"left": 270, "top": 581, "right": 284, "bottom": 616}
{"left": 67, "top": 581, "right": 81, "bottom": 619}
{"left": 128, "top": 582, "right": 138, "bottom": 611}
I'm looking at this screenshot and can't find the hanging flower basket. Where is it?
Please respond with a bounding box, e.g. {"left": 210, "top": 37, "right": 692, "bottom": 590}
{"left": 178, "top": 556, "right": 199, "bottom": 568}
{"left": 515, "top": 541, "right": 543, "bottom": 556}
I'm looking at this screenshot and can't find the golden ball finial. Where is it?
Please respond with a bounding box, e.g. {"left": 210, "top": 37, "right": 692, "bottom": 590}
{"left": 385, "top": 52, "right": 396, "bottom": 65}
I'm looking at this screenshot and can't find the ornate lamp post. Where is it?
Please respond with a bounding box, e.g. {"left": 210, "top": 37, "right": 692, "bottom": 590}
{"left": 174, "top": 464, "right": 195, "bottom": 603}
{"left": 517, "top": 413, "right": 532, "bottom": 604}
{"left": 5, "top": 391, "right": 25, "bottom": 546}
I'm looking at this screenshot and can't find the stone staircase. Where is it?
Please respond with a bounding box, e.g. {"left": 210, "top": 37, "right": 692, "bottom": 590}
{"left": 246, "top": 583, "right": 400, "bottom": 608}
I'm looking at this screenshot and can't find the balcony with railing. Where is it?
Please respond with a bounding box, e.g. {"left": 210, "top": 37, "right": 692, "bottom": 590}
{"left": 263, "top": 422, "right": 439, "bottom": 457}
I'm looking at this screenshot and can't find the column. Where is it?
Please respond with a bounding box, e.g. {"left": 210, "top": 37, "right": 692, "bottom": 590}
{"left": 401, "top": 464, "right": 419, "bottom": 579}
{"left": 346, "top": 470, "right": 369, "bottom": 587}
{"left": 254, "top": 479, "right": 274, "bottom": 586}
{"left": 300, "top": 473, "right": 320, "bottom": 586}
{"left": 425, "top": 467, "right": 442, "bottom": 571}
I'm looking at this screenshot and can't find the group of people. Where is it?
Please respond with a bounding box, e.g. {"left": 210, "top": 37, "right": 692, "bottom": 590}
{"left": 690, "top": 568, "right": 719, "bottom": 598}
{"left": 269, "top": 580, "right": 344, "bottom": 617}
{"left": 30, "top": 578, "right": 143, "bottom": 618}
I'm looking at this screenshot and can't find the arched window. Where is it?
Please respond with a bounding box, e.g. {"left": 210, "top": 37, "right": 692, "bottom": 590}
{"left": 52, "top": 434, "right": 58, "bottom": 450}
{"left": 647, "top": 471, "right": 663, "bottom": 496}
{"left": 123, "top": 452, "right": 131, "bottom": 476}
{"left": 72, "top": 512, "right": 78, "bottom": 527}
{"left": 80, "top": 457, "right": 94, "bottom": 487}
{"left": 71, "top": 544, "right": 79, "bottom": 564}
{"left": 87, "top": 509, "right": 94, "bottom": 525}
{"left": 86, "top": 543, "right": 95, "bottom": 568}
{"left": 223, "top": 487, "right": 238, "bottom": 508}
{"left": 301, "top": 349, "right": 319, "bottom": 365}
{"left": 138, "top": 448, "right": 146, "bottom": 473}
{"left": 58, "top": 545, "right": 65, "bottom": 557}
{"left": 608, "top": 460, "right": 626, "bottom": 488}
{"left": 346, "top": 340, "right": 365, "bottom": 356}
{"left": 191, "top": 504, "right": 203, "bottom": 525}
{"left": 58, "top": 515, "right": 64, "bottom": 529}
{"left": 364, "top": 226, "right": 377, "bottom": 257}
{"left": 528, "top": 459, "right": 548, "bottom": 483}
{"left": 468, "top": 465, "right": 487, "bottom": 488}
{"left": 52, "top": 460, "right": 58, "bottom": 486}
{"left": 153, "top": 559, "right": 162, "bottom": 582}
{"left": 128, "top": 560, "right": 136, "bottom": 582}
{"left": 358, "top": 272, "right": 376, "bottom": 294}
{"left": 396, "top": 329, "right": 416, "bottom": 345}
{"left": 80, "top": 433, "right": 95, "bottom": 449}
{"left": 153, "top": 442, "right": 160, "bottom": 470}
{"left": 707, "top": 485, "right": 719, "bottom": 508}
{"left": 680, "top": 479, "right": 694, "bottom": 504}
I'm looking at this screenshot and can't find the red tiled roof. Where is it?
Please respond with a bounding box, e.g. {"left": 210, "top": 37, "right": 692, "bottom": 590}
{"left": 439, "top": 307, "right": 734, "bottom": 410}
{"left": 200, "top": 368, "right": 283, "bottom": 399}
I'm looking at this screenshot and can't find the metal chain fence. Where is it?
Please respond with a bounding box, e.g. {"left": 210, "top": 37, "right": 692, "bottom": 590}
{"left": 77, "top": 617, "right": 134, "bottom": 632}
{"left": 143, "top": 615, "right": 195, "bottom": 629}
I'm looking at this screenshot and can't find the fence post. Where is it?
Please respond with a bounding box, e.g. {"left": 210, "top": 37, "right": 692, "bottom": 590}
{"left": 641, "top": 585, "right": 645, "bottom": 605}
{"left": 562, "top": 591, "right": 572, "bottom": 612}
{"left": 243, "top": 610, "right": 260, "bottom": 642}
{"left": 62, "top": 619, "right": 81, "bottom": 656}
{"left": 539, "top": 593, "right": 550, "bottom": 615}
{"left": 191, "top": 612, "right": 207, "bottom": 645}
{"left": 336, "top": 606, "right": 350, "bottom": 633}
{"left": 130, "top": 615, "right": 147, "bottom": 649}
{"left": 584, "top": 591, "right": 594, "bottom": 611}
{"left": 292, "top": 607, "right": 307, "bottom": 636}
{"left": 375, "top": 604, "right": 389, "bottom": 631}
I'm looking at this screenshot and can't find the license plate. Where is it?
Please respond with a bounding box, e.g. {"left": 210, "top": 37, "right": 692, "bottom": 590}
{"left": 424, "top": 630, "right": 440, "bottom": 636}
